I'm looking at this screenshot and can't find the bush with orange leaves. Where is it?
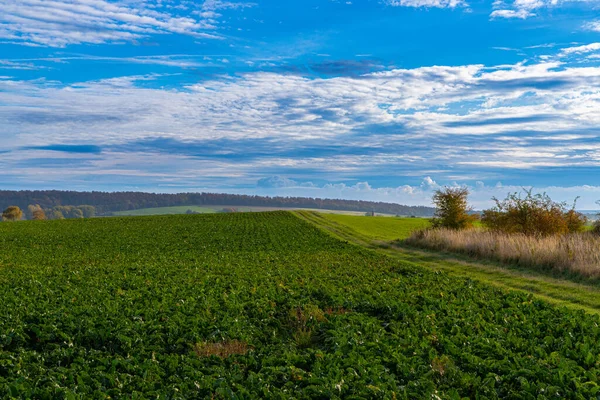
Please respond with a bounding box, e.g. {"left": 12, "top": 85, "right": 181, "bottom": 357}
{"left": 481, "top": 189, "right": 587, "bottom": 236}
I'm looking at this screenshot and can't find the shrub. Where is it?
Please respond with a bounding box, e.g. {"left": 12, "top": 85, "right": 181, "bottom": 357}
{"left": 2, "top": 206, "right": 23, "bottom": 221}
{"left": 431, "top": 187, "right": 477, "bottom": 230}
{"left": 593, "top": 201, "right": 600, "bottom": 236}
{"left": 481, "top": 190, "right": 586, "bottom": 236}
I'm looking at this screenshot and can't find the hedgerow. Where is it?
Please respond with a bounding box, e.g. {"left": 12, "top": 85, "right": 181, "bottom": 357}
{"left": 1, "top": 212, "right": 600, "bottom": 398}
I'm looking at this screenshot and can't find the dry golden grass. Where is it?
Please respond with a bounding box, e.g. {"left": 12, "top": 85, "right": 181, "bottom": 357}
{"left": 193, "top": 340, "right": 251, "bottom": 358}
{"left": 406, "top": 228, "right": 600, "bottom": 278}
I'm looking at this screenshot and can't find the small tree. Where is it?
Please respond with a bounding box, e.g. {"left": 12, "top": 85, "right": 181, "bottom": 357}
{"left": 33, "top": 208, "right": 46, "bottom": 220}
{"left": 2, "top": 206, "right": 23, "bottom": 221}
{"left": 47, "top": 209, "right": 65, "bottom": 220}
{"left": 79, "top": 205, "right": 96, "bottom": 218}
{"left": 431, "top": 187, "right": 476, "bottom": 230}
{"left": 28, "top": 204, "right": 46, "bottom": 220}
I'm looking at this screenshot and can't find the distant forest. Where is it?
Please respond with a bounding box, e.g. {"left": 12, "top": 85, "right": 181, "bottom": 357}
{"left": 0, "top": 190, "right": 435, "bottom": 217}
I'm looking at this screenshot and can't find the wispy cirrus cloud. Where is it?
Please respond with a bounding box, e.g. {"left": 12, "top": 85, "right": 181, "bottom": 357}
{"left": 201, "top": 0, "right": 257, "bottom": 11}
{"left": 490, "top": 0, "right": 600, "bottom": 19}
{"left": 386, "top": 0, "right": 467, "bottom": 8}
{"left": 490, "top": 9, "right": 534, "bottom": 19}
{"left": 559, "top": 43, "right": 600, "bottom": 56}
{"left": 585, "top": 20, "right": 600, "bottom": 32}
{"left": 0, "top": 0, "right": 241, "bottom": 47}
{"left": 3, "top": 54, "right": 228, "bottom": 70}
{"left": 23, "top": 144, "right": 102, "bottom": 154}
{"left": 0, "top": 59, "right": 43, "bottom": 70}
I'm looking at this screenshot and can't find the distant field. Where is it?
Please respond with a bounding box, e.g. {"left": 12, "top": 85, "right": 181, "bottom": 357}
{"left": 111, "top": 205, "right": 395, "bottom": 217}
{"left": 3, "top": 212, "right": 600, "bottom": 397}
{"left": 322, "top": 214, "right": 431, "bottom": 241}
{"left": 111, "top": 205, "right": 217, "bottom": 216}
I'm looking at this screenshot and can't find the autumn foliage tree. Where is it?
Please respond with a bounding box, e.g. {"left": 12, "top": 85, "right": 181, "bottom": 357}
{"left": 481, "top": 190, "right": 587, "bottom": 236}
{"left": 2, "top": 206, "right": 23, "bottom": 221}
{"left": 431, "top": 187, "right": 477, "bottom": 230}
{"left": 28, "top": 204, "right": 47, "bottom": 220}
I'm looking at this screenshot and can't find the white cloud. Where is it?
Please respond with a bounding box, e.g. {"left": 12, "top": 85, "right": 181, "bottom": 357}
{"left": 585, "top": 20, "right": 600, "bottom": 32}
{"left": 7, "top": 54, "right": 225, "bottom": 69}
{"left": 0, "top": 0, "right": 235, "bottom": 47}
{"left": 490, "top": 9, "right": 534, "bottom": 18}
{"left": 201, "top": 0, "right": 256, "bottom": 10}
{"left": 257, "top": 176, "right": 299, "bottom": 188}
{"left": 559, "top": 43, "right": 600, "bottom": 56}
{"left": 421, "top": 176, "right": 440, "bottom": 189}
{"left": 0, "top": 59, "right": 43, "bottom": 70}
{"left": 490, "top": 0, "right": 600, "bottom": 20}
{"left": 386, "top": 0, "right": 467, "bottom": 8}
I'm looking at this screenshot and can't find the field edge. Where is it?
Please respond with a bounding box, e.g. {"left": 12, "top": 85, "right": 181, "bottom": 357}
{"left": 294, "top": 210, "right": 600, "bottom": 315}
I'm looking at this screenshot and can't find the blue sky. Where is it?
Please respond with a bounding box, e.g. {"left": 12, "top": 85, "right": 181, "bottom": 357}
{"left": 1, "top": 0, "right": 600, "bottom": 208}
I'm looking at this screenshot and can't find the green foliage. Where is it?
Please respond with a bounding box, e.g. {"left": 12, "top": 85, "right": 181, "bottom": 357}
{"left": 482, "top": 190, "right": 587, "bottom": 236}
{"left": 431, "top": 187, "right": 477, "bottom": 230}
{"left": 46, "top": 209, "right": 65, "bottom": 220}
{"left": 323, "top": 214, "right": 431, "bottom": 241}
{"left": 78, "top": 205, "right": 96, "bottom": 218}
{"left": 46, "top": 205, "right": 96, "bottom": 220}
{"left": 2, "top": 212, "right": 600, "bottom": 398}
{"left": 2, "top": 206, "right": 23, "bottom": 221}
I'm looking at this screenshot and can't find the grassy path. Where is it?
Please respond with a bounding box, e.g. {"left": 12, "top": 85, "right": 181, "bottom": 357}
{"left": 295, "top": 210, "right": 600, "bottom": 315}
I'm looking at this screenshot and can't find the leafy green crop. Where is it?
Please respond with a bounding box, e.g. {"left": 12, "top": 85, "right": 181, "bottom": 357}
{"left": 1, "top": 212, "right": 600, "bottom": 399}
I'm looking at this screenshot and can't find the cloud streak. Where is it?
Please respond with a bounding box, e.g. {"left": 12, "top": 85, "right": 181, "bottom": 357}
{"left": 490, "top": 0, "right": 600, "bottom": 19}
{"left": 585, "top": 21, "right": 600, "bottom": 32}
{"left": 386, "top": 0, "right": 467, "bottom": 8}
{"left": 0, "top": 0, "right": 235, "bottom": 47}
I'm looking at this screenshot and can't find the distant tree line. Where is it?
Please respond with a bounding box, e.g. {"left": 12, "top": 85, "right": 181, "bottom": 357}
{"left": 0, "top": 190, "right": 435, "bottom": 217}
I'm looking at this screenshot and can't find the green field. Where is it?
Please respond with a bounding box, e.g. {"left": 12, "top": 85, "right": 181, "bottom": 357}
{"left": 111, "top": 205, "right": 217, "bottom": 216}
{"left": 3, "top": 212, "right": 600, "bottom": 398}
{"left": 322, "top": 214, "right": 431, "bottom": 241}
